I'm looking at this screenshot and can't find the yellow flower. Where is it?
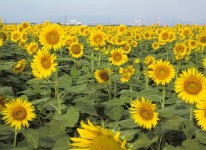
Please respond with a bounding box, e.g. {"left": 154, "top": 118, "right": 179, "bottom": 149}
{"left": 119, "top": 65, "right": 135, "bottom": 83}
{"left": 68, "top": 42, "right": 84, "bottom": 59}
{"left": 11, "top": 30, "right": 20, "bottom": 43}
{"left": 70, "top": 120, "right": 130, "bottom": 150}
{"left": 13, "top": 59, "right": 26, "bottom": 74}
{"left": 90, "top": 31, "right": 106, "bottom": 47}
{"left": 95, "top": 68, "right": 111, "bottom": 84}
{"left": 148, "top": 59, "right": 175, "bottom": 85}
{"left": 152, "top": 42, "right": 159, "bottom": 50}
{"left": 0, "top": 38, "right": 3, "bottom": 46}
{"left": 31, "top": 49, "right": 57, "bottom": 78}
{"left": 130, "top": 97, "right": 159, "bottom": 130}
{"left": 194, "top": 101, "right": 206, "bottom": 131}
{"left": 144, "top": 55, "right": 155, "bottom": 66}
{"left": 2, "top": 97, "right": 36, "bottom": 130}
{"left": 26, "top": 42, "right": 39, "bottom": 55}
{"left": 39, "top": 24, "right": 65, "bottom": 51}
{"left": 0, "top": 96, "right": 7, "bottom": 111}
{"left": 175, "top": 68, "right": 206, "bottom": 104}
{"left": 109, "top": 48, "right": 128, "bottom": 66}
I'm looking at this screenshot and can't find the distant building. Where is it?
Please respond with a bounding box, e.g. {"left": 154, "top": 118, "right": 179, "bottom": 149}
{"left": 62, "top": 20, "right": 82, "bottom": 25}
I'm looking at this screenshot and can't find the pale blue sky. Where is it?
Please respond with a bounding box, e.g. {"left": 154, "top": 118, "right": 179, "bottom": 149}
{"left": 0, "top": 0, "right": 206, "bottom": 25}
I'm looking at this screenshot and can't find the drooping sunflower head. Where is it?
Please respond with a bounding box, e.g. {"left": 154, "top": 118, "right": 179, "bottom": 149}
{"left": 95, "top": 68, "right": 112, "bottom": 84}
{"left": 144, "top": 55, "right": 156, "bottom": 66}
{"left": 175, "top": 68, "right": 206, "bottom": 104}
{"left": 194, "top": 101, "right": 206, "bottom": 131}
{"left": 13, "top": 59, "right": 26, "bottom": 74}
{"left": 148, "top": 59, "right": 176, "bottom": 85}
{"left": 68, "top": 42, "right": 84, "bottom": 59}
{"left": 2, "top": 97, "right": 36, "bottom": 130}
{"left": 0, "top": 95, "right": 7, "bottom": 111}
{"left": 31, "top": 49, "right": 58, "bottom": 79}
{"left": 70, "top": 120, "right": 130, "bottom": 150}
{"left": 109, "top": 48, "right": 128, "bottom": 66}
{"left": 39, "top": 24, "right": 65, "bottom": 51}
{"left": 26, "top": 42, "right": 39, "bottom": 55}
{"left": 130, "top": 97, "right": 159, "bottom": 130}
{"left": 90, "top": 31, "right": 106, "bottom": 47}
{"left": 0, "top": 38, "right": 3, "bottom": 47}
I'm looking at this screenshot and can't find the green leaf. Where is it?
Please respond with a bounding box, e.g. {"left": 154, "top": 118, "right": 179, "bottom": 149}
{"left": 75, "top": 102, "right": 98, "bottom": 116}
{"left": 66, "top": 83, "right": 87, "bottom": 93}
{"left": 52, "top": 135, "right": 70, "bottom": 150}
{"left": 181, "top": 139, "right": 205, "bottom": 150}
{"left": 70, "top": 69, "right": 80, "bottom": 78}
{"left": 22, "top": 129, "right": 39, "bottom": 149}
{"left": 61, "top": 107, "right": 79, "bottom": 127}
{"left": 163, "top": 116, "right": 185, "bottom": 130}
{"left": 31, "top": 97, "right": 50, "bottom": 105}
{"left": 196, "top": 130, "right": 206, "bottom": 144}
{"left": 57, "top": 74, "right": 72, "bottom": 88}
{"left": 132, "top": 133, "right": 151, "bottom": 149}
{"left": 111, "top": 119, "right": 137, "bottom": 128}
{"left": 0, "top": 86, "right": 14, "bottom": 95}
{"left": 102, "top": 98, "right": 128, "bottom": 106}
{"left": 105, "top": 106, "right": 124, "bottom": 121}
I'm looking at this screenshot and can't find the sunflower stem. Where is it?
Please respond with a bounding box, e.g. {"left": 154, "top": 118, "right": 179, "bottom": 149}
{"left": 145, "top": 68, "right": 149, "bottom": 90}
{"left": 54, "top": 68, "right": 61, "bottom": 114}
{"left": 91, "top": 50, "right": 94, "bottom": 72}
{"left": 190, "top": 106, "right": 193, "bottom": 123}
{"left": 98, "top": 50, "right": 101, "bottom": 66}
{"left": 130, "top": 79, "right": 133, "bottom": 100}
{"left": 114, "top": 81, "right": 117, "bottom": 98}
{"left": 13, "top": 129, "right": 18, "bottom": 147}
{"left": 162, "top": 85, "right": 165, "bottom": 109}
{"left": 195, "top": 51, "right": 198, "bottom": 67}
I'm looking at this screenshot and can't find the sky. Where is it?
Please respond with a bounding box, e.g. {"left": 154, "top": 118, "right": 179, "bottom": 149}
{"left": 0, "top": 0, "right": 206, "bottom": 25}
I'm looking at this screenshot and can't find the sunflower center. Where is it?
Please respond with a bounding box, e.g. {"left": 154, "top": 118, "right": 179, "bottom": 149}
{"left": 31, "top": 45, "right": 38, "bottom": 52}
{"left": 99, "top": 71, "right": 109, "bottom": 82}
{"left": 155, "top": 67, "right": 169, "bottom": 80}
{"left": 176, "top": 45, "right": 184, "bottom": 53}
{"left": 140, "top": 108, "right": 153, "bottom": 120}
{"left": 12, "top": 106, "right": 27, "bottom": 121}
{"left": 41, "top": 56, "right": 51, "bottom": 69}
{"left": 184, "top": 78, "right": 202, "bottom": 95}
{"left": 94, "top": 35, "right": 103, "bottom": 43}
{"left": 46, "top": 31, "right": 60, "bottom": 44}
{"left": 91, "top": 135, "right": 122, "bottom": 150}
{"left": 162, "top": 33, "right": 168, "bottom": 40}
{"left": 71, "top": 45, "right": 81, "bottom": 54}
{"left": 114, "top": 54, "right": 122, "bottom": 62}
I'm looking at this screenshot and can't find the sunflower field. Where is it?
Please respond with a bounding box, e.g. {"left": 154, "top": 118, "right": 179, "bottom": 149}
{"left": 1, "top": 21, "right": 206, "bottom": 150}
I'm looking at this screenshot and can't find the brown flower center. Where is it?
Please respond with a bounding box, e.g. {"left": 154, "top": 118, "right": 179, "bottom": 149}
{"left": 12, "top": 106, "right": 27, "bottom": 121}
{"left": 184, "top": 78, "right": 202, "bottom": 95}
{"left": 41, "top": 56, "right": 51, "bottom": 69}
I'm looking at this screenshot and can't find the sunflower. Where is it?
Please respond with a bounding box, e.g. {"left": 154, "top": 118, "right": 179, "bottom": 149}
{"left": 173, "top": 43, "right": 187, "bottom": 56}
{"left": 70, "top": 120, "right": 130, "bottom": 150}
{"left": 175, "top": 68, "right": 206, "bottom": 104}
{"left": 148, "top": 59, "right": 175, "bottom": 85}
{"left": 26, "top": 42, "right": 39, "bottom": 55}
{"left": 158, "top": 29, "right": 169, "bottom": 43}
{"left": 68, "top": 42, "right": 84, "bottom": 58}
{"left": 194, "top": 101, "right": 206, "bottom": 131}
{"left": 95, "top": 68, "right": 111, "bottom": 84}
{"left": 0, "top": 38, "right": 3, "bottom": 47}
{"left": 109, "top": 48, "right": 128, "bottom": 66}
{"left": 2, "top": 97, "right": 36, "bottom": 130}
{"left": 130, "top": 97, "right": 159, "bottom": 130}
{"left": 203, "top": 57, "right": 206, "bottom": 69}
{"left": 11, "top": 30, "right": 20, "bottom": 43}
{"left": 121, "top": 43, "right": 131, "bottom": 54}
{"left": 144, "top": 55, "right": 156, "bottom": 66}
{"left": 119, "top": 65, "right": 135, "bottom": 82}
{"left": 0, "top": 96, "right": 7, "bottom": 111}
{"left": 152, "top": 42, "right": 159, "bottom": 50}
{"left": 39, "top": 24, "right": 65, "bottom": 51}
{"left": 31, "top": 49, "right": 57, "bottom": 78}
{"left": 13, "top": 59, "right": 26, "bottom": 74}
{"left": 90, "top": 31, "right": 106, "bottom": 47}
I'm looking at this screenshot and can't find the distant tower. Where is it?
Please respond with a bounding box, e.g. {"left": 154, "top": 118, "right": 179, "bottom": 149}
{"left": 138, "top": 13, "right": 142, "bottom": 26}
{"left": 158, "top": 17, "right": 161, "bottom": 25}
